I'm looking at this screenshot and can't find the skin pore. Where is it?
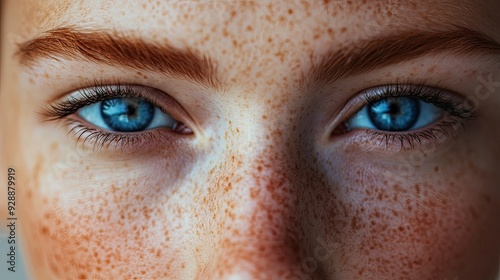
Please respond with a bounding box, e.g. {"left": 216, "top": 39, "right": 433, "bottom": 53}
{"left": 1, "top": 0, "right": 500, "bottom": 279}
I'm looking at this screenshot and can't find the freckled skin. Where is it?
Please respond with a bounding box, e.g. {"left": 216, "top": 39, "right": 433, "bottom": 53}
{"left": 1, "top": 0, "right": 500, "bottom": 279}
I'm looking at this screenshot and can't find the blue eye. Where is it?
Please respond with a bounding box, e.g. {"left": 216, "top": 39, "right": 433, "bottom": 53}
{"left": 78, "top": 97, "right": 179, "bottom": 132}
{"left": 347, "top": 97, "right": 443, "bottom": 132}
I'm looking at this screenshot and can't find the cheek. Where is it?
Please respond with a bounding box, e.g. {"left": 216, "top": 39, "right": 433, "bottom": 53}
{"left": 19, "top": 147, "right": 192, "bottom": 279}
{"left": 315, "top": 164, "right": 499, "bottom": 279}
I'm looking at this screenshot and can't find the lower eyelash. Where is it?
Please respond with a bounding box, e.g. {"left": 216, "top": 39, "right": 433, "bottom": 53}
{"left": 366, "top": 117, "right": 465, "bottom": 151}
{"left": 64, "top": 119, "right": 168, "bottom": 153}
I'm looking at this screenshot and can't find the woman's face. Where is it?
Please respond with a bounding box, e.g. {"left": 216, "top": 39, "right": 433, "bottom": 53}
{"left": 1, "top": 0, "right": 500, "bottom": 279}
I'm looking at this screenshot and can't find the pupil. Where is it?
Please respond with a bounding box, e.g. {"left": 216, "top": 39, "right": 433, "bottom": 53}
{"left": 101, "top": 98, "right": 155, "bottom": 132}
{"left": 367, "top": 97, "right": 420, "bottom": 131}
{"left": 388, "top": 103, "right": 400, "bottom": 115}
{"left": 127, "top": 105, "right": 137, "bottom": 117}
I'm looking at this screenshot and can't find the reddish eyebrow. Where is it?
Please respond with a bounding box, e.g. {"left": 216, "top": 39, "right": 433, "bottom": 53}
{"left": 301, "top": 27, "right": 500, "bottom": 90}
{"left": 15, "top": 27, "right": 500, "bottom": 93}
{"left": 15, "top": 27, "right": 222, "bottom": 90}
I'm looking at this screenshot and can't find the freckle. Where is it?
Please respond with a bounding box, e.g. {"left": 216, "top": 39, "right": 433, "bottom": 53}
{"left": 262, "top": 115, "right": 267, "bottom": 120}
{"left": 434, "top": 166, "right": 439, "bottom": 172}
{"left": 340, "top": 27, "right": 347, "bottom": 33}
{"left": 351, "top": 216, "right": 359, "bottom": 230}
{"left": 414, "top": 184, "right": 420, "bottom": 195}
{"left": 50, "top": 143, "right": 58, "bottom": 151}
{"left": 40, "top": 226, "right": 49, "bottom": 235}
{"left": 78, "top": 273, "right": 86, "bottom": 279}
{"left": 392, "top": 210, "right": 399, "bottom": 217}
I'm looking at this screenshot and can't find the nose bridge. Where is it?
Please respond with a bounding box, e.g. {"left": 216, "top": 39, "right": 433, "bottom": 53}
{"left": 202, "top": 113, "right": 314, "bottom": 279}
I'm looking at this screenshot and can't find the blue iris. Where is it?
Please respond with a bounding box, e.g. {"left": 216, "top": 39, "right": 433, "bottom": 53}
{"left": 367, "top": 97, "right": 420, "bottom": 131}
{"left": 101, "top": 98, "right": 155, "bottom": 132}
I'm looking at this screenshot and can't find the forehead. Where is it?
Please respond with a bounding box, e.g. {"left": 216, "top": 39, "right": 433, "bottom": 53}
{"left": 20, "top": 0, "right": 492, "bottom": 32}
{"left": 14, "top": 0, "right": 499, "bottom": 90}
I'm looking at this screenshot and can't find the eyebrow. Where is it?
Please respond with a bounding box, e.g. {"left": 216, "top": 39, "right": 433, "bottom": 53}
{"left": 16, "top": 27, "right": 500, "bottom": 92}
{"left": 301, "top": 27, "right": 500, "bottom": 90}
{"left": 15, "top": 27, "right": 222, "bottom": 90}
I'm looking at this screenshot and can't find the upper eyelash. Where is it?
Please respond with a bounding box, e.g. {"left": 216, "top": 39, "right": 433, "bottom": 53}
{"left": 361, "top": 83, "right": 478, "bottom": 120}
{"left": 43, "top": 81, "right": 475, "bottom": 151}
{"left": 40, "top": 82, "right": 161, "bottom": 121}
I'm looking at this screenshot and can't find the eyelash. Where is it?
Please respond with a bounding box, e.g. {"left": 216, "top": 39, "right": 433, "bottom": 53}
{"left": 340, "top": 83, "right": 478, "bottom": 150}
{"left": 41, "top": 82, "right": 188, "bottom": 152}
{"left": 42, "top": 81, "right": 477, "bottom": 152}
{"left": 43, "top": 82, "right": 163, "bottom": 120}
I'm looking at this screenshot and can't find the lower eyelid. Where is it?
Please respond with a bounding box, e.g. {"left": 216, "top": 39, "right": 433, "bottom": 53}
{"left": 61, "top": 117, "right": 190, "bottom": 154}
{"left": 331, "top": 97, "right": 468, "bottom": 153}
